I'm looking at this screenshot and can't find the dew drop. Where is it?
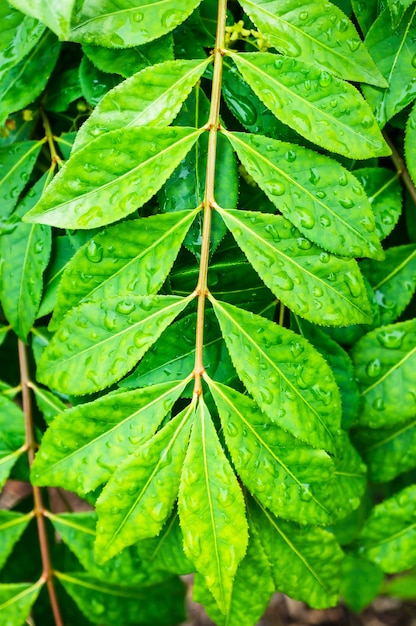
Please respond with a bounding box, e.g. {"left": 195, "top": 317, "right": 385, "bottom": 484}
{"left": 347, "top": 38, "right": 361, "bottom": 52}
{"left": 344, "top": 271, "right": 362, "bottom": 297}
{"left": 338, "top": 172, "right": 348, "bottom": 186}
{"left": 275, "top": 271, "right": 294, "bottom": 291}
{"left": 285, "top": 150, "right": 297, "bottom": 162}
{"left": 366, "top": 359, "right": 382, "bottom": 378}
{"left": 309, "top": 168, "right": 320, "bottom": 184}
{"left": 372, "top": 397, "right": 385, "bottom": 411}
{"left": 318, "top": 71, "right": 332, "bottom": 87}
{"left": 339, "top": 198, "right": 354, "bottom": 209}
{"left": 320, "top": 215, "right": 331, "bottom": 228}
{"left": 297, "top": 237, "right": 312, "bottom": 250}
{"left": 299, "top": 10, "right": 308, "bottom": 19}
{"left": 116, "top": 300, "right": 136, "bottom": 315}
{"left": 133, "top": 11, "right": 144, "bottom": 22}
{"left": 86, "top": 239, "right": 103, "bottom": 263}
{"left": 297, "top": 207, "right": 315, "bottom": 229}
{"left": 377, "top": 329, "right": 405, "bottom": 350}
{"left": 267, "top": 181, "right": 286, "bottom": 196}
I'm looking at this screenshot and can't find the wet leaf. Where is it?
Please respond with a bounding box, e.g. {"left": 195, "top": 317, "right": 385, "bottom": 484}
{"left": 8, "top": 0, "right": 75, "bottom": 38}
{"left": 238, "top": 0, "right": 387, "bottom": 86}
{"left": 0, "top": 581, "right": 43, "bottom": 626}
{"left": 31, "top": 379, "right": 188, "bottom": 493}
{"left": 0, "top": 140, "right": 42, "bottom": 218}
{"left": 0, "top": 396, "right": 25, "bottom": 490}
{"left": 405, "top": 102, "right": 416, "bottom": 185}
{"left": 224, "top": 131, "right": 383, "bottom": 259}
{"left": 211, "top": 299, "right": 341, "bottom": 452}
{"left": 387, "top": 0, "right": 415, "bottom": 27}
{"left": 79, "top": 55, "right": 122, "bottom": 107}
{"left": 0, "top": 511, "right": 32, "bottom": 571}
{"left": 217, "top": 208, "right": 372, "bottom": 326}
{"left": 30, "top": 383, "right": 67, "bottom": 425}
{"left": 179, "top": 398, "right": 248, "bottom": 614}
{"left": 24, "top": 126, "right": 203, "bottom": 229}
{"left": 0, "top": 3, "right": 45, "bottom": 80}
{"left": 228, "top": 51, "right": 390, "bottom": 158}
{"left": 37, "top": 235, "right": 75, "bottom": 319}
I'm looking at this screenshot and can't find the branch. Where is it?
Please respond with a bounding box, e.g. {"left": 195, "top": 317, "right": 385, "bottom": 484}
{"left": 383, "top": 130, "right": 416, "bottom": 204}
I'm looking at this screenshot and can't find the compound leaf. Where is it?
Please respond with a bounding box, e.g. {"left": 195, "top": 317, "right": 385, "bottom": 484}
{"left": 352, "top": 318, "right": 416, "bottom": 428}
{"left": 211, "top": 299, "right": 341, "bottom": 452}
{"left": 228, "top": 51, "right": 390, "bottom": 159}
{"left": 69, "top": 0, "right": 203, "bottom": 48}
{"left": 24, "top": 126, "right": 203, "bottom": 229}
{"left": 50, "top": 209, "right": 199, "bottom": 330}
{"left": 179, "top": 398, "right": 248, "bottom": 614}
{"left": 217, "top": 208, "right": 372, "bottom": 326}
{"left": 73, "top": 58, "right": 210, "bottom": 152}
{"left": 0, "top": 511, "right": 32, "bottom": 571}
{"left": 224, "top": 130, "right": 383, "bottom": 259}
{"left": 357, "top": 484, "right": 416, "bottom": 573}
{"left": 95, "top": 402, "right": 194, "bottom": 562}
{"left": 208, "top": 379, "right": 335, "bottom": 525}
{"left": 31, "top": 379, "right": 188, "bottom": 493}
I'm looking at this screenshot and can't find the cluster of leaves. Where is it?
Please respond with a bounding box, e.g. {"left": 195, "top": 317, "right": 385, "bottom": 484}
{"left": 0, "top": 0, "right": 416, "bottom": 624}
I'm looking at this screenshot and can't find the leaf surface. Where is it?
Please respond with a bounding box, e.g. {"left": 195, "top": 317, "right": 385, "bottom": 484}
{"left": 0, "top": 581, "right": 43, "bottom": 626}
{"left": 352, "top": 318, "right": 416, "bottom": 428}
{"left": 8, "top": 0, "right": 75, "bottom": 38}
{"left": 405, "top": 103, "right": 416, "bottom": 185}
{"left": 73, "top": 58, "right": 210, "bottom": 152}
{"left": 69, "top": 0, "right": 203, "bottom": 47}
{"left": 0, "top": 511, "right": 32, "bottom": 571}
{"left": 179, "top": 399, "right": 248, "bottom": 614}
{"left": 0, "top": 396, "right": 25, "bottom": 490}
{"left": 0, "top": 141, "right": 42, "bottom": 218}
{"left": 208, "top": 379, "right": 335, "bottom": 525}
{"left": 31, "top": 379, "right": 188, "bottom": 493}
{"left": 357, "top": 484, "right": 416, "bottom": 573}
{"left": 238, "top": 0, "right": 387, "bottom": 85}
{"left": 96, "top": 403, "right": 194, "bottom": 562}
{"left": 224, "top": 131, "right": 383, "bottom": 259}
{"left": 217, "top": 208, "right": 372, "bottom": 326}
{"left": 340, "top": 555, "right": 384, "bottom": 612}
{"left": 211, "top": 299, "right": 341, "bottom": 452}
{"left": 0, "top": 4, "right": 45, "bottom": 79}
{"left": 24, "top": 127, "right": 203, "bottom": 229}
{"left": 228, "top": 51, "right": 390, "bottom": 158}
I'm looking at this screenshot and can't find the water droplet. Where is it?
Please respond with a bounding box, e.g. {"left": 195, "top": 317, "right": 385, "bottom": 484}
{"left": 366, "top": 359, "right": 382, "bottom": 378}
{"left": 290, "top": 341, "right": 304, "bottom": 358}
{"left": 274, "top": 57, "right": 283, "bottom": 70}
{"left": 285, "top": 150, "right": 297, "bottom": 162}
{"left": 116, "top": 300, "right": 136, "bottom": 315}
{"left": 338, "top": 172, "right": 348, "bottom": 186}
{"left": 344, "top": 272, "right": 362, "bottom": 297}
{"left": 299, "top": 10, "right": 308, "bottom": 19}
{"left": 267, "top": 181, "right": 286, "bottom": 196}
{"left": 297, "top": 237, "right": 312, "bottom": 250}
{"left": 34, "top": 240, "right": 44, "bottom": 253}
{"left": 340, "top": 198, "right": 354, "bottom": 209}
{"left": 86, "top": 239, "right": 103, "bottom": 263}
{"left": 320, "top": 215, "right": 331, "bottom": 228}
{"left": 318, "top": 71, "right": 332, "bottom": 87}
{"left": 372, "top": 397, "right": 385, "bottom": 411}
{"left": 377, "top": 329, "right": 405, "bottom": 349}
{"left": 411, "top": 54, "right": 416, "bottom": 68}
{"left": 275, "top": 271, "right": 294, "bottom": 291}
{"left": 297, "top": 207, "right": 315, "bottom": 229}
{"left": 313, "top": 286, "right": 323, "bottom": 297}
{"left": 133, "top": 12, "right": 143, "bottom": 22}
{"left": 265, "top": 223, "right": 281, "bottom": 242}
{"left": 316, "top": 190, "right": 326, "bottom": 199}
{"left": 347, "top": 38, "right": 361, "bottom": 52}
{"left": 162, "top": 9, "right": 181, "bottom": 29}
{"left": 309, "top": 168, "right": 320, "bottom": 184}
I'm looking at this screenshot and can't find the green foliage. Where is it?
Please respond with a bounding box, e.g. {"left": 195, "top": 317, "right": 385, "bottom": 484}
{"left": 0, "top": 0, "right": 415, "bottom": 624}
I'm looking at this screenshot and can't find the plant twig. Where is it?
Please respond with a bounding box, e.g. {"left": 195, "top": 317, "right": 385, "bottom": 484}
{"left": 383, "top": 130, "right": 416, "bottom": 204}
{"left": 40, "top": 109, "right": 64, "bottom": 168}
{"left": 18, "top": 340, "right": 64, "bottom": 626}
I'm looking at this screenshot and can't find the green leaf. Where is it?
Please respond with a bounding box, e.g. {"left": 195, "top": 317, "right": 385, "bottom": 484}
{"left": 55, "top": 571, "right": 186, "bottom": 626}
{"left": 0, "top": 141, "right": 42, "bottom": 218}
{"left": 0, "top": 3, "right": 45, "bottom": 80}
{"left": 24, "top": 126, "right": 203, "bottom": 229}
{"left": 0, "top": 177, "right": 51, "bottom": 341}
{"left": 30, "top": 383, "right": 67, "bottom": 425}
{"left": 179, "top": 398, "right": 248, "bottom": 614}
{"left": 50, "top": 209, "right": 198, "bottom": 330}
{"left": 0, "top": 30, "right": 61, "bottom": 126}
{"left": 208, "top": 379, "right": 335, "bottom": 525}
{"left": 79, "top": 55, "right": 122, "bottom": 107}
{"left": 73, "top": 58, "right": 210, "bottom": 153}
{"left": 193, "top": 526, "right": 275, "bottom": 626}
{"left": 228, "top": 51, "right": 390, "bottom": 159}
{"left": 238, "top": 0, "right": 387, "bottom": 86}
{"left": 331, "top": 431, "right": 367, "bottom": 520}
{"left": 0, "top": 581, "right": 43, "bottom": 626}
{"left": 69, "top": 0, "right": 203, "bottom": 48}
{"left": 361, "top": 244, "right": 416, "bottom": 325}
{"left": 250, "top": 499, "right": 344, "bottom": 608}
{"left": 45, "top": 67, "right": 83, "bottom": 113}
{"left": 95, "top": 402, "right": 194, "bottom": 562}
{"left": 352, "top": 318, "right": 416, "bottom": 428}
{"left": 0, "top": 511, "right": 32, "bottom": 571}
{"left": 357, "top": 484, "right": 416, "bottom": 573}
{"left": 8, "top": 0, "right": 75, "bottom": 39}
{"left": 351, "top": 0, "right": 383, "bottom": 35}
{"left": 362, "top": 6, "right": 416, "bottom": 126}
{"left": 82, "top": 34, "right": 174, "bottom": 78}
{"left": 31, "top": 379, "right": 188, "bottom": 493}
{"left": 382, "top": 570, "right": 416, "bottom": 600}
{"left": 405, "top": 102, "right": 416, "bottom": 185}
{"left": 0, "top": 396, "right": 25, "bottom": 490}
{"left": 211, "top": 299, "right": 341, "bottom": 452}
{"left": 388, "top": 0, "right": 415, "bottom": 26}
{"left": 224, "top": 130, "right": 383, "bottom": 259}
{"left": 353, "top": 167, "right": 402, "bottom": 241}
{"left": 37, "top": 236, "right": 75, "bottom": 319}
{"left": 353, "top": 417, "right": 416, "bottom": 482}
{"left": 340, "top": 555, "right": 384, "bottom": 612}
{"left": 216, "top": 208, "right": 372, "bottom": 326}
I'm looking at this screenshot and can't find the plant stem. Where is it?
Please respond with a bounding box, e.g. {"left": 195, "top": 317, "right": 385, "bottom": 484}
{"left": 40, "top": 109, "right": 64, "bottom": 167}
{"left": 18, "top": 340, "right": 64, "bottom": 626}
{"left": 383, "top": 130, "right": 416, "bottom": 204}
{"left": 193, "top": 0, "right": 227, "bottom": 396}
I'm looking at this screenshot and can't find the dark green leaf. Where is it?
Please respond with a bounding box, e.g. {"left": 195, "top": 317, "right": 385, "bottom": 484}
{"left": 0, "top": 396, "right": 25, "bottom": 490}
{"left": 217, "top": 208, "right": 372, "bottom": 326}
{"left": 37, "top": 235, "right": 75, "bottom": 319}
{"left": 0, "top": 581, "right": 43, "bottom": 626}
{"left": 228, "top": 51, "right": 390, "bottom": 158}
{"left": 0, "top": 511, "right": 32, "bottom": 571}
{"left": 79, "top": 55, "right": 122, "bottom": 107}
{"left": 24, "top": 127, "right": 203, "bottom": 229}
{"left": 0, "top": 3, "right": 45, "bottom": 80}
{"left": 405, "top": 102, "right": 416, "bottom": 185}
{"left": 224, "top": 130, "right": 383, "bottom": 259}
{"left": 238, "top": 0, "right": 387, "bottom": 85}
{"left": 45, "top": 68, "right": 83, "bottom": 113}
{"left": 179, "top": 398, "right": 248, "bottom": 614}
{"left": 340, "top": 555, "right": 384, "bottom": 612}
{"left": 0, "top": 140, "right": 42, "bottom": 218}
{"left": 388, "top": 0, "right": 415, "bottom": 27}
{"left": 211, "top": 299, "right": 341, "bottom": 452}
{"left": 31, "top": 379, "right": 188, "bottom": 493}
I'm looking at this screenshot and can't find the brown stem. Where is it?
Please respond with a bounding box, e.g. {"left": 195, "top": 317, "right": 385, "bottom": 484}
{"left": 18, "top": 340, "right": 64, "bottom": 626}
{"left": 40, "top": 109, "right": 64, "bottom": 167}
{"left": 383, "top": 130, "right": 416, "bottom": 204}
{"left": 193, "top": 0, "right": 227, "bottom": 397}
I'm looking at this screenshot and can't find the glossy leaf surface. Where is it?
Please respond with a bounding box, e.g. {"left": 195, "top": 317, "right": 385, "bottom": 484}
{"left": 352, "top": 319, "right": 416, "bottom": 428}
{"left": 0, "top": 4, "right": 45, "bottom": 80}
{"left": 224, "top": 130, "right": 382, "bottom": 259}
{"left": 0, "top": 141, "right": 42, "bottom": 218}
{"left": 0, "top": 396, "right": 25, "bottom": 490}
{"left": 211, "top": 299, "right": 341, "bottom": 452}
{"left": 0, "top": 581, "right": 43, "bottom": 626}
{"left": 8, "top": 0, "right": 75, "bottom": 39}
{"left": 228, "top": 51, "right": 390, "bottom": 159}
{"left": 0, "top": 511, "right": 32, "bottom": 571}
{"left": 179, "top": 399, "right": 248, "bottom": 614}
{"left": 208, "top": 379, "right": 335, "bottom": 525}
{"left": 357, "top": 484, "right": 416, "bottom": 573}
{"left": 69, "top": 0, "right": 203, "bottom": 47}
{"left": 24, "top": 127, "right": 202, "bottom": 229}
{"left": 405, "top": 103, "right": 416, "bottom": 184}
{"left": 31, "top": 380, "right": 187, "bottom": 493}
{"left": 50, "top": 209, "right": 198, "bottom": 330}
{"left": 217, "top": 208, "right": 372, "bottom": 326}
{"left": 238, "top": 0, "right": 387, "bottom": 85}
